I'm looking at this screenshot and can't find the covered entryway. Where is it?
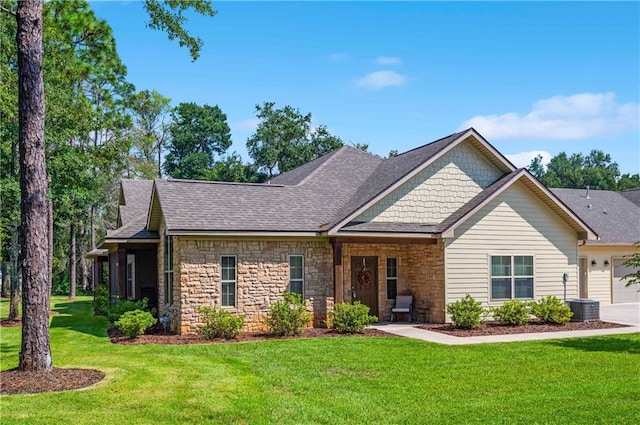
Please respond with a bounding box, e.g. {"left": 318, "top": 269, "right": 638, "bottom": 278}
{"left": 612, "top": 258, "right": 640, "bottom": 303}
{"left": 350, "top": 257, "right": 378, "bottom": 316}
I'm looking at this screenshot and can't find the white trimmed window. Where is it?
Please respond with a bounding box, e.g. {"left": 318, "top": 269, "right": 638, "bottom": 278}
{"left": 164, "top": 235, "right": 173, "bottom": 305}
{"left": 288, "top": 255, "right": 304, "bottom": 297}
{"left": 221, "top": 255, "right": 237, "bottom": 307}
{"left": 491, "top": 255, "right": 534, "bottom": 300}
{"left": 126, "top": 254, "right": 135, "bottom": 300}
{"left": 386, "top": 258, "right": 398, "bottom": 300}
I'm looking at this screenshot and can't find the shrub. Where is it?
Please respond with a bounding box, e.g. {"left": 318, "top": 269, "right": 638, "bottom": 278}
{"left": 491, "top": 300, "right": 530, "bottom": 326}
{"left": 93, "top": 284, "right": 110, "bottom": 316}
{"left": 115, "top": 309, "right": 156, "bottom": 339}
{"left": 446, "top": 294, "right": 484, "bottom": 329}
{"left": 105, "top": 298, "right": 150, "bottom": 324}
{"left": 267, "top": 292, "right": 312, "bottom": 336}
{"left": 330, "top": 301, "right": 378, "bottom": 334}
{"left": 197, "top": 306, "right": 245, "bottom": 340}
{"left": 529, "top": 296, "right": 573, "bottom": 325}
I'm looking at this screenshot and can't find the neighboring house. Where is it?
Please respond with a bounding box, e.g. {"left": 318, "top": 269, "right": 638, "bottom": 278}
{"left": 552, "top": 188, "right": 640, "bottom": 304}
{"left": 94, "top": 128, "right": 601, "bottom": 333}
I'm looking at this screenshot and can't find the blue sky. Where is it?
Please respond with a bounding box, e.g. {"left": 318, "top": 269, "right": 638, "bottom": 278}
{"left": 91, "top": 1, "right": 639, "bottom": 174}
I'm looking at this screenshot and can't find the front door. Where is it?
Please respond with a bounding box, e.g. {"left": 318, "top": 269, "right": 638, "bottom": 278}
{"left": 351, "top": 257, "right": 378, "bottom": 316}
{"left": 578, "top": 258, "right": 588, "bottom": 298}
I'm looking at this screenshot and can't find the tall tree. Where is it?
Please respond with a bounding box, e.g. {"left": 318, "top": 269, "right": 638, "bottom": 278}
{"left": 529, "top": 150, "right": 640, "bottom": 190}
{"left": 16, "top": 0, "right": 52, "bottom": 371}
{"left": 129, "top": 89, "right": 172, "bottom": 178}
{"left": 164, "top": 102, "right": 232, "bottom": 179}
{"left": 204, "top": 152, "right": 267, "bottom": 183}
{"left": 5, "top": 0, "right": 217, "bottom": 372}
{"left": 247, "top": 102, "right": 343, "bottom": 178}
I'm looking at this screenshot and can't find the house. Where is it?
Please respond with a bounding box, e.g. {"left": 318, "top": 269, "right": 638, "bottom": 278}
{"left": 551, "top": 188, "right": 640, "bottom": 304}
{"left": 93, "top": 128, "right": 605, "bottom": 334}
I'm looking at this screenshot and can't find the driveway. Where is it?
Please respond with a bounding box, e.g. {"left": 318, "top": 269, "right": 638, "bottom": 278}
{"left": 600, "top": 302, "right": 640, "bottom": 326}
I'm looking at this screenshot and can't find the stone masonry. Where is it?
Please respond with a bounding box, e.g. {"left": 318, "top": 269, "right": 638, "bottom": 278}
{"left": 175, "top": 238, "right": 333, "bottom": 333}
{"left": 342, "top": 240, "right": 445, "bottom": 323}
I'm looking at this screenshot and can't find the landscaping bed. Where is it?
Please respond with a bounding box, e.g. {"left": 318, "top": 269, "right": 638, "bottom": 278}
{"left": 417, "top": 320, "right": 628, "bottom": 337}
{"left": 108, "top": 325, "right": 399, "bottom": 345}
{"left": 1, "top": 368, "right": 105, "bottom": 395}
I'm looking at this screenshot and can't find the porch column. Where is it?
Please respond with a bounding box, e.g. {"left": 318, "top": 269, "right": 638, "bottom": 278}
{"left": 332, "top": 240, "right": 343, "bottom": 303}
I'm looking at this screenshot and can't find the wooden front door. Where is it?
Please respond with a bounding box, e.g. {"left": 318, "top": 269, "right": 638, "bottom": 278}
{"left": 578, "top": 257, "right": 588, "bottom": 298}
{"left": 351, "top": 257, "right": 378, "bottom": 316}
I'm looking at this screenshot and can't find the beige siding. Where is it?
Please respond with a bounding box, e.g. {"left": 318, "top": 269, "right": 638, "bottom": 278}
{"left": 445, "top": 182, "right": 579, "bottom": 308}
{"left": 578, "top": 245, "right": 638, "bottom": 303}
{"left": 356, "top": 142, "right": 502, "bottom": 224}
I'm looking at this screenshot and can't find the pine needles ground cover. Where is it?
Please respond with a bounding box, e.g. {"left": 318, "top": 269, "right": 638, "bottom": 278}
{"left": 1, "top": 297, "right": 638, "bottom": 424}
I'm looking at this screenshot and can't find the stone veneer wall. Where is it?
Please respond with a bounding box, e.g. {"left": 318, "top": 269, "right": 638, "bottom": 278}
{"left": 342, "top": 240, "right": 445, "bottom": 323}
{"left": 176, "top": 238, "right": 333, "bottom": 334}
{"left": 355, "top": 142, "right": 502, "bottom": 224}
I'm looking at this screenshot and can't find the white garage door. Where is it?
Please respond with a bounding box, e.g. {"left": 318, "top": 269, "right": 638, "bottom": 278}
{"left": 612, "top": 258, "right": 640, "bottom": 303}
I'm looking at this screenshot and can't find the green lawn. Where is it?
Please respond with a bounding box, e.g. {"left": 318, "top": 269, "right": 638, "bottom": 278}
{"left": 1, "top": 297, "right": 639, "bottom": 425}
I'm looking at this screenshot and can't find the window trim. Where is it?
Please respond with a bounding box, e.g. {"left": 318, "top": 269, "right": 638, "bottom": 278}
{"left": 220, "top": 255, "right": 237, "bottom": 308}
{"left": 489, "top": 254, "right": 535, "bottom": 301}
{"left": 126, "top": 253, "right": 136, "bottom": 300}
{"left": 386, "top": 257, "right": 398, "bottom": 300}
{"left": 288, "top": 255, "right": 305, "bottom": 297}
{"left": 164, "top": 235, "right": 173, "bottom": 306}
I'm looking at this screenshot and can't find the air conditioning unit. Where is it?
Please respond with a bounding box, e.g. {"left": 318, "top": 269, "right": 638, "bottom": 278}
{"left": 568, "top": 299, "right": 600, "bottom": 322}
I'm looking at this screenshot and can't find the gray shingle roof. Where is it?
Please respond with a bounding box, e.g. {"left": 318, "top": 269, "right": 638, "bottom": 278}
{"left": 330, "top": 131, "right": 466, "bottom": 227}
{"left": 154, "top": 146, "right": 383, "bottom": 232}
{"left": 621, "top": 189, "right": 640, "bottom": 207}
{"left": 119, "top": 179, "right": 154, "bottom": 225}
{"left": 551, "top": 188, "right": 640, "bottom": 244}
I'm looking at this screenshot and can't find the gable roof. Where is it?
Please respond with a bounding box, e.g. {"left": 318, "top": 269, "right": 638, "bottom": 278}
{"left": 328, "top": 128, "right": 516, "bottom": 233}
{"left": 147, "top": 146, "right": 382, "bottom": 234}
{"left": 551, "top": 188, "right": 640, "bottom": 244}
{"left": 336, "top": 169, "right": 597, "bottom": 241}
{"left": 118, "top": 179, "right": 154, "bottom": 226}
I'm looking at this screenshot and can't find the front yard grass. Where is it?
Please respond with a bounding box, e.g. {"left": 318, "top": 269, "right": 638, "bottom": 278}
{"left": 1, "top": 297, "right": 638, "bottom": 424}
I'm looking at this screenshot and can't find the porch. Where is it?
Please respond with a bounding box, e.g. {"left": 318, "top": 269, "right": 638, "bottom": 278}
{"left": 332, "top": 238, "right": 446, "bottom": 324}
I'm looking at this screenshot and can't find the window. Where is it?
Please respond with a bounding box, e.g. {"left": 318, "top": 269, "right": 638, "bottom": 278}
{"left": 387, "top": 258, "right": 398, "bottom": 299}
{"left": 491, "top": 255, "right": 534, "bottom": 300}
{"left": 164, "top": 235, "right": 173, "bottom": 305}
{"left": 288, "top": 255, "right": 304, "bottom": 297}
{"left": 221, "top": 255, "right": 237, "bottom": 307}
{"left": 126, "top": 254, "right": 136, "bottom": 300}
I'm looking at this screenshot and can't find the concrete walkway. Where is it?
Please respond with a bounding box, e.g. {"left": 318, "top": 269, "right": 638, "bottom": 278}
{"left": 371, "top": 303, "right": 640, "bottom": 345}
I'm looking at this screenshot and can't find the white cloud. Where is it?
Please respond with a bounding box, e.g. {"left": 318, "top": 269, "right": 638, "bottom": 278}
{"left": 231, "top": 118, "right": 260, "bottom": 133}
{"left": 329, "top": 53, "right": 350, "bottom": 62}
{"left": 356, "top": 70, "right": 408, "bottom": 90}
{"left": 375, "top": 56, "right": 402, "bottom": 65}
{"left": 505, "top": 150, "right": 552, "bottom": 169}
{"left": 461, "top": 92, "right": 639, "bottom": 140}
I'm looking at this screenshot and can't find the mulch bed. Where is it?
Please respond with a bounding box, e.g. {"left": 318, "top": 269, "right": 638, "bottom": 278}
{"left": 417, "top": 320, "right": 628, "bottom": 337}
{"left": 0, "top": 368, "right": 105, "bottom": 395}
{"left": 108, "top": 325, "right": 399, "bottom": 345}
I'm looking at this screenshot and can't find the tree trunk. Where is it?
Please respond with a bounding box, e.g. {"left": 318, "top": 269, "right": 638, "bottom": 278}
{"left": 48, "top": 175, "right": 53, "bottom": 297}
{"left": 69, "top": 221, "right": 76, "bottom": 299}
{"left": 78, "top": 220, "right": 89, "bottom": 291}
{"left": 17, "top": 0, "right": 52, "bottom": 371}
{"left": 1, "top": 262, "right": 7, "bottom": 298}
{"left": 9, "top": 227, "right": 20, "bottom": 321}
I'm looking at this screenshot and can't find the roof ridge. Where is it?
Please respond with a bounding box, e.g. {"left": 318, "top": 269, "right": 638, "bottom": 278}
{"left": 390, "top": 129, "right": 467, "bottom": 158}
{"left": 297, "top": 145, "right": 380, "bottom": 186}
{"left": 162, "top": 178, "right": 284, "bottom": 188}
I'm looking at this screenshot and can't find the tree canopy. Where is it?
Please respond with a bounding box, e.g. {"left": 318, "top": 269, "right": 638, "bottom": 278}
{"left": 246, "top": 102, "right": 344, "bottom": 178}
{"left": 164, "top": 102, "right": 232, "bottom": 180}
{"left": 528, "top": 150, "right": 640, "bottom": 191}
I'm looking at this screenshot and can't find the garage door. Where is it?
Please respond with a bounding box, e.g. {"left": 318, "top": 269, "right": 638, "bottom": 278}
{"left": 612, "top": 258, "right": 640, "bottom": 303}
